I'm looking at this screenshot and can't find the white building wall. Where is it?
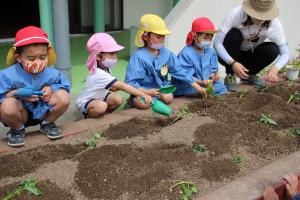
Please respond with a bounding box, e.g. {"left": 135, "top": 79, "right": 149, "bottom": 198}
{"left": 165, "top": 0, "right": 299, "bottom": 58}
{"left": 123, "top": 0, "right": 173, "bottom": 29}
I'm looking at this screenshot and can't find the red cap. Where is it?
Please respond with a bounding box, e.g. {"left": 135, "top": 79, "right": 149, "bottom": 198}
{"left": 186, "top": 17, "right": 218, "bottom": 45}
{"left": 14, "top": 26, "right": 50, "bottom": 47}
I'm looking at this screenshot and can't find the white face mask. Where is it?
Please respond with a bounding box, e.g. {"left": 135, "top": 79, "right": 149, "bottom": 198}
{"left": 101, "top": 57, "right": 117, "bottom": 69}
{"left": 195, "top": 40, "right": 211, "bottom": 49}
{"left": 149, "top": 43, "right": 164, "bottom": 50}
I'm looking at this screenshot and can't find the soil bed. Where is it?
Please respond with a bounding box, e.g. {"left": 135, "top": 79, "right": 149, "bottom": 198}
{"left": 1, "top": 81, "right": 300, "bottom": 200}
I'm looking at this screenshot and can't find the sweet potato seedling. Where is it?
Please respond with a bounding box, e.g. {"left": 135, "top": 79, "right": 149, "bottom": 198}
{"left": 288, "top": 128, "right": 300, "bottom": 137}
{"left": 167, "top": 105, "right": 190, "bottom": 126}
{"left": 85, "top": 132, "right": 101, "bottom": 150}
{"left": 206, "top": 80, "right": 214, "bottom": 96}
{"left": 170, "top": 180, "right": 198, "bottom": 200}
{"left": 260, "top": 113, "right": 277, "bottom": 125}
{"left": 3, "top": 179, "right": 43, "bottom": 200}
{"left": 239, "top": 89, "right": 249, "bottom": 98}
{"left": 233, "top": 153, "right": 244, "bottom": 164}
{"left": 192, "top": 144, "right": 207, "bottom": 153}
{"left": 287, "top": 91, "right": 300, "bottom": 103}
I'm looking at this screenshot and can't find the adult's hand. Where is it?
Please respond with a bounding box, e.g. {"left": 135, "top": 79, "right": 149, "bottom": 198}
{"left": 263, "top": 66, "right": 279, "bottom": 83}
{"left": 232, "top": 62, "right": 249, "bottom": 79}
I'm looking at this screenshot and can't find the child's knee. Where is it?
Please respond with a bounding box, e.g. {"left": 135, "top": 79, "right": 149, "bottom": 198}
{"left": 91, "top": 101, "right": 108, "bottom": 114}
{"left": 1, "top": 98, "right": 21, "bottom": 115}
{"left": 159, "top": 94, "right": 173, "bottom": 104}
{"left": 110, "top": 94, "right": 123, "bottom": 106}
{"left": 51, "top": 90, "right": 70, "bottom": 108}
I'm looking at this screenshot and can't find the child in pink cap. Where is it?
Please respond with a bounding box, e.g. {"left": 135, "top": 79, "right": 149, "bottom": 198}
{"left": 76, "top": 33, "right": 152, "bottom": 118}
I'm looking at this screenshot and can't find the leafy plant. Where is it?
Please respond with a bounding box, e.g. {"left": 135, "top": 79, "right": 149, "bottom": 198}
{"left": 260, "top": 113, "right": 277, "bottom": 125}
{"left": 233, "top": 153, "right": 244, "bottom": 164}
{"left": 287, "top": 45, "right": 300, "bottom": 68}
{"left": 167, "top": 105, "right": 190, "bottom": 126}
{"left": 170, "top": 180, "right": 198, "bottom": 200}
{"left": 192, "top": 144, "right": 207, "bottom": 153}
{"left": 239, "top": 89, "right": 249, "bottom": 98}
{"left": 257, "top": 86, "right": 268, "bottom": 92}
{"left": 288, "top": 80, "right": 296, "bottom": 87}
{"left": 287, "top": 91, "right": 300, "bottom": 103}
{"left": 3, "top": 179, "right": 43, "bottom": 200}
{"left": 85, "top": 132, "right": 101, "bottom": 150}
{"left": 288, "top": 128, "right": 300, "bottom": 137}
{"left": 206, "top": 80, "right": 214, "bottom": 96}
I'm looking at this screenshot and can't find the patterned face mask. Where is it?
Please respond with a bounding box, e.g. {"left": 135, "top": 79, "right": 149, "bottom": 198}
{"left": 23, "top": 59, "right": 48, "bottom": 74}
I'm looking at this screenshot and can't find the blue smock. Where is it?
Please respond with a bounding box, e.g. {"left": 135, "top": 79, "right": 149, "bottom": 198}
{"left": 0, "top": 63, "right": 70, "bottom": 120}
{"left": 125, "top": 47, "right": 194, "bottom": 91}
{"left": 175, "top": 46, "right": 227, "bottom": 96}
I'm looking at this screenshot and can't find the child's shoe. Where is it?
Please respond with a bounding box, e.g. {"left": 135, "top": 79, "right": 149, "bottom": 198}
{"left": 40, "top": 122, "right": 63, "bottom": 139}
{"left": 7, "top": 128, "right": 25, "bottom": 147}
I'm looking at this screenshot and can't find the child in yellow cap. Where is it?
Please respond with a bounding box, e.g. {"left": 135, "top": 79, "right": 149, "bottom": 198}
{"left": 0, "top": 26, "right": 70, "bottom": 147}
{"left": 125, "top": 14, "right": 206, "bottom": 109}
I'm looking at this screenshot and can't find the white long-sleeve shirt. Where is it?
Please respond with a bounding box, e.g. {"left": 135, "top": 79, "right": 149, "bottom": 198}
{"left": 213, "top": 5, "right": 289, "bottom": 69}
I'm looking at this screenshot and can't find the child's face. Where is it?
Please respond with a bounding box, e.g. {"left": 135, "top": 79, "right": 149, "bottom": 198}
{"left": 15, "top": 44, "right": 48, "bottom": 64}
{"left": 15, "top": 44, "right": 49, "bottom": 74}
{"left": 194, "top": 33, "right": 214, "bottom": 44}
{"left": 143, "top": 33, "right": 165, "bottom": 46}
{"left": 97, "top": 52, "right": 117, "bottom": 62}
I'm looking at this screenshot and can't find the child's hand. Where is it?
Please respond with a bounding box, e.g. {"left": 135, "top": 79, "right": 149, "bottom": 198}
{"left": 284, "top": 174, "right": 298, "bottom": 199}
{"left": 5, "top": 90, "right": 17, "bottom": 98}
{"left": 147, "top": 89, "right": 160, "bottom": 96}
{"left": 41, "top": 86, "right": 52, "bottom": 102}
{"left": 196, "top": 86, "right": 207, "bottom": 98}
{"left": 210, "top": 73, "right": 219, "bottom": 82}
{"left": 142, "top": 94, "right": 153, "bottom": 105}
{"left": 21, "top": 95, "right": 39, "bottom": 103}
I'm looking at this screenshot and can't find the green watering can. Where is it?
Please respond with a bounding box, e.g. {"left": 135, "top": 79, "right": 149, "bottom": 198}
{"left": 141, "top": 97, "right": 173, "bottom": 116}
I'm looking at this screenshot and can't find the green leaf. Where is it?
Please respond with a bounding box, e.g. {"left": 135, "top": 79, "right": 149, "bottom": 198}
{"left": 192, "top": 144, "right": 207, "bottom": 153}
{"left": 233, "top": 153, "right": 244, "bottom": 164}
{"left": 260, "top": 113, "right": 277, "bottom": 125}
{"left": 190, "top": 186, "right": 198, "bottom": 193}
{"left": 289, "top": 128, "right": 300, "bottom": 137}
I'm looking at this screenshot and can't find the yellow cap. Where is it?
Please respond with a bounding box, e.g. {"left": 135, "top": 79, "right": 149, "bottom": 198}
{"left": 135, "top": 14, "right": 172, "bottom": 47}
{"left": 6, "top": 46, "right": 57, "bottom": 67}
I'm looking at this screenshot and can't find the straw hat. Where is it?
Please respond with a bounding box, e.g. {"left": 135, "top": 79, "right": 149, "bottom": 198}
{"left": 242, "top": 0, "right": 279, "bottom": 20}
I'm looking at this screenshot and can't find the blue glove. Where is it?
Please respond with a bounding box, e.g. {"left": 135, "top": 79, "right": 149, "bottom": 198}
{"left": 14, "top": 88, "right": 44, "bottom": 97}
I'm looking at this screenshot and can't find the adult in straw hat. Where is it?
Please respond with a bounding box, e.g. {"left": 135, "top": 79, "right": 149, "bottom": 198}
{"left": 213, "top": 0, "right": 289, "bottom": 91}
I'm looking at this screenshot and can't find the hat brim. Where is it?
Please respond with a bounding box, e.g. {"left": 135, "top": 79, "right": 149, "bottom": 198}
{"left": 101, "top": 44, "right": 124, "bottom": 53}
{"left": 152, "top": 29, "right": 172, "bottom": 35}
{"left": 6, "top": 46, "right": 57, "bottom": 66}
{"left": 242, "top": 0, "right": 279, "bottom": 21}
{"left": 134, "top": 29, "right": 172, "bottom": 48}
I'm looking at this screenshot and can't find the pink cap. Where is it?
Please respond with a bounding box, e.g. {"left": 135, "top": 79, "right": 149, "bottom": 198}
{"left": 86, "top": 33, "right": 124, "bottom": 74}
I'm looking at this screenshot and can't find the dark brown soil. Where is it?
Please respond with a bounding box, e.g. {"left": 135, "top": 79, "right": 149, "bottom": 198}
{"left": 103, "top": 116, "right": 176, "bottom": 140}
{"left": 0, "top": 144, "right": 84, "bottom": 179}
{"left": 75, "top": 143, "right": 236, "bottom": 200}
{"left": 1, "top": 81, "right": 300, "bottom": 200}
{"left": 0, "top": 180, "right": 74, "bottom": 200}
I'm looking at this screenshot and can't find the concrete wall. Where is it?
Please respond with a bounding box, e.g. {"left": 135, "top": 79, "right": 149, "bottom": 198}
{"left": 165, "top": 0, "right": 300, "bottom": 58}
{"left": 123, "top": 0, "right": 173, "bottom": 29}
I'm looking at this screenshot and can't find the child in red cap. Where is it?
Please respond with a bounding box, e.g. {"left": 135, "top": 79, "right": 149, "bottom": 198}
{"left": 174, "top": 17, "right": 227, "bottom": 97}
{"left": 0, "top": 26, "right": 70, "bottom": 147}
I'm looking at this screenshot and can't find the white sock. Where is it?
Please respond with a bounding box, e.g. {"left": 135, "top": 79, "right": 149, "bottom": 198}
{"left": 41, "top": 120, "right": 50, "bottom": 125}
{"left": 16, "top": 124, "right": 25, "bottom": 130}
